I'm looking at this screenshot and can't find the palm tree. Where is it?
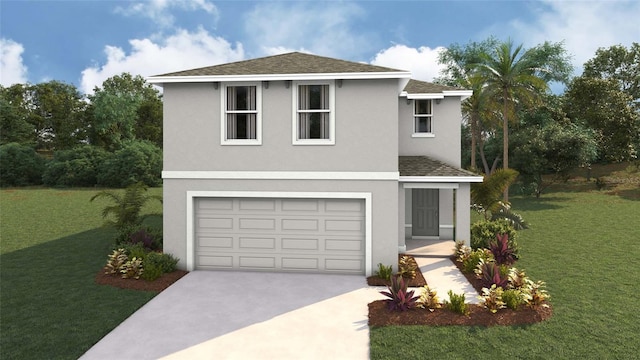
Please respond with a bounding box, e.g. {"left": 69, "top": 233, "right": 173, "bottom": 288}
{"left": 476, "top": 40, "right": 549, "bottom": 201}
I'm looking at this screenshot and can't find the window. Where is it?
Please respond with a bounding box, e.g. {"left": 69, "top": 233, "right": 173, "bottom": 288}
{"left": 293, "top": 81, "right": 335, "bottom": 145}
{"left": 222, "top": 85, "right": 261, "bottom": 145}
{"left": 413, "top": 99, "right": 433, "bottom": 136}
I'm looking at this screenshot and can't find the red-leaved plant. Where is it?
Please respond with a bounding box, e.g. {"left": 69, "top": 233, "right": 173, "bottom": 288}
{"left": 490, "top": 233, "right": 518, "bottom": 265}
{"left": 380, "top": 275, "right": 420, "bottom": 311}
{"left": 476, "top": 259, "right": 509, "bottom": 289}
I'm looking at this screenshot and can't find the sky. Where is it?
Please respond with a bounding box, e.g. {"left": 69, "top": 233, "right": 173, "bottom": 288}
{"left": 1, "top": 0, "right": 639, "bottom": 94}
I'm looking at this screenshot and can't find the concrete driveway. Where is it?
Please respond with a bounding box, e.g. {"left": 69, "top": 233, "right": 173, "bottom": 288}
{"left": 80, "top": 271, "right": 384, "bottom": 360}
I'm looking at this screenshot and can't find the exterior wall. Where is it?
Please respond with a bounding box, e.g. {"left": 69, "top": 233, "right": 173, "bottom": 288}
{"left": 163, "top": 79, "right": 399, "bottom": 172}
{"left": 398, "top": 96, "right": 462, "bottom": 167}
{"left": 163, "top": 178, "right": 398, "bottom": 275}
{"left": 439, "top": 189, "right": 454, "bottom": 239}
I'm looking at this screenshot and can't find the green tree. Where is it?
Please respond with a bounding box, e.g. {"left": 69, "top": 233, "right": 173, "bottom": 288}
{"left": 563, "top": 77, "right": 639, "bottom": 162}
{"left": 583, "top": 42, "right": 639, "bottom": 103}
{"left": 476, "top": 39, "right": 572, "bottom": 200}
{"left": 437, "top": 38, "right": 500, "bottom": 173}
{"left": 0, "top": 84, "right": 34, "bottom": 146}
{"left": 0, "top": 143, "right": 46, "bottom": 187}
{"left": 26, "top": 81, "right": 87, "bottom": 150}
{"left": 89, "top": 73, "right": 162, "bottom": 150}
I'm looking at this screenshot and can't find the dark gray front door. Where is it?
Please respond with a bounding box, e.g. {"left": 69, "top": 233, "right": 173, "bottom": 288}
{"left": 412, "top": 189, "right": 439, "bottom": 237}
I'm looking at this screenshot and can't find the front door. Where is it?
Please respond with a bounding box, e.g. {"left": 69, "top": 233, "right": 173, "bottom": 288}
{"left": 412, "top": 189, "right": 439, "bottom": 237}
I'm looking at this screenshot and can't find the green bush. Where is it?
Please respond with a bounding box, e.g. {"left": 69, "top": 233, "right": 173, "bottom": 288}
{"left": 145, "top": 252, "right": 178, "bottom": 274}
{"left": 502, "top": 288, "right": 524, "bottom": 310}
{"left": 42, "top": 145, "right": 108, "bottom": 187}
{"left": 91, "top": 182, "right": 162, "bottom": 231}
{"left": 462, "top": 248, "right": 493, "bottom": 273}
{"left": 470, "top": 219, "right": 518, "bottom": 250}
{"left": 444, "top": 291, "right": 469, "bottom": 315}
{"left": 0, "top": 143, "right": 46, "bottom": 187}
{"left": 121, "top": 243, "right": 148, "bottom": 261}
{"left": 97, "top": 140, "right": 162, "bottom": 188}
{"left": 374, "top": 263, "right": 393, "bottom": 281}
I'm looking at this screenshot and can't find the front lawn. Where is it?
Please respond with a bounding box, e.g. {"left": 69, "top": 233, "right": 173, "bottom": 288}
{"left": 0, "top": 188, "right": 162, "bottom": 359}
{"left": 370, "top": 191, "right": 640, "bottom": 359}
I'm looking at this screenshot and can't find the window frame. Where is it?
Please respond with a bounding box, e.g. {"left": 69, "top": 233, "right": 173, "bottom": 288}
{"left": 221, "top": 83, "right": 262, "bottom": 145}
{"left": 412, "top": 99, "right": 435, "bottom": 138}
{"left": 292, "top": 80, "right": 335, "bottom": 145}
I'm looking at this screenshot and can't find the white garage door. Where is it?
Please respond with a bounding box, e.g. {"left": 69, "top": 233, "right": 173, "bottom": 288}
{"left": 194, "top": 197, "right": 365, "bottom": 274}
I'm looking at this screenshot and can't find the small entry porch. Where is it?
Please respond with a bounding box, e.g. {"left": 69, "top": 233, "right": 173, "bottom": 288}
{"left": 397, "top": 156, "right": 483, "bottom": 255}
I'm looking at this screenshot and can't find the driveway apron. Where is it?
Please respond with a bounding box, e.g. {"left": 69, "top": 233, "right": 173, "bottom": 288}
{"left": 80, "top": 271, "right": 382, "bottom": 360}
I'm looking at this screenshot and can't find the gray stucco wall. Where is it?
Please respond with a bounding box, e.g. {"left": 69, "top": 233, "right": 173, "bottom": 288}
{"left": 163, "top": 178, "right": 399, "bottom": 274}
{"left": 398, "top": 96, "right": 462, "bottom": 167}
{"left": 163, "top": 79, "right": 399, "bottom": 172}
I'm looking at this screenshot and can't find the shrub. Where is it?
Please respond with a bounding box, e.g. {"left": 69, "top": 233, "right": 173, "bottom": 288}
{"left": 489, "top": 233, "right": 518, "bottom": 266}
{"left": 502, "top": 289, "right": 524, "bottom": 310}
{"left": 374, "top": 263, "right": 393, "bottom": 282}
{"left": 144, "top": 252, "right": 178, "bottom": 274}
{"left": 121, "top": 257, "right": 144, "bottom": 279}
{"left": 470, "top": 219, "right": 518, "bottom": 250}
{"left": 42, "top": 145, "right": 108, "bottom": 186}
{"left": 90, "top": 182, "right": 162, "bottom": 231}
{"left": 0, "top": 143, "right": 46, "bottom": 187}
{"left": 444, "top": 291, "right": 469, "bottom": 315}
{"left": 97, "top": 140, "right": 162, "bottom": 188}
{"left": 475, "top": 259, "right": 508, "bottom": 289}
{"left": 397, "top": 255, "right": 418, "bottom": 280}
{"left": 523, "top": 279, "right": 551, "bottom": 309}
{"left": 454, "top": 240, "right": 470, "bottom": 260}
{"left": 122, "top": 243, "right": 148, "bottom": 261}
{"left": 462, "top": 248, "right": 493, "bottom": 273}
{"left": 507, "top": 267, "right": 528, "bottom": 289}
{"left": 480, "top": 285, "right": 505, "bottom": 313}
{"left": 104, "top": 248, "right": 128, "bottom": 275}
{"left": 417, "top": 285, "right": 441, "bottom": 312}
{"left": 379, "top": 275, "right": 420, "bottom": 311}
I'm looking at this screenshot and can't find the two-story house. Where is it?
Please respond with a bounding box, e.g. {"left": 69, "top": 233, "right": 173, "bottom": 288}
{"left": 148, "top": 52, "right": 481, "bottom": 276}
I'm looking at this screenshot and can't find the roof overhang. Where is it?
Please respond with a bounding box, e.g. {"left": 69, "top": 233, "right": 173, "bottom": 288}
{"left": 147, "top": 71, "right": 412, "bottom": 85}
{"left": 400, "top": 176, "right": 484, "bottom": 183}
{"left": 400, "top": 89, "right": 473, "bottom": 100}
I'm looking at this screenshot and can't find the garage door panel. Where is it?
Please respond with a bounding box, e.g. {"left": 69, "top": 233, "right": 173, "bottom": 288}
{"left": 199, "top": 218, "right": 233, "bottom": 229}
{"left": 239, "top": 256, "right": 276, "bottom": 269}
{"left": 281, "top": 199, "right": 319, "bottom": 212}
{"left": 199, "top": 236, "right": 233, "bottom": 249}
{"left": 281, "top": 238, "right": 319, "bottom": 250}
{"left": 239, "top": 237, "right": 276, "bottom": 249}
{"left": 281, "top": 218, "right": 319, "bottom": 231}
{"left": 195, "top": 197, "right": 365, "bottom": 274}
{"left": 239, "top": 218, "right": 276, "bottom": 230}
{"left": 325, "top": 219, "right": 363, "bottom": 232}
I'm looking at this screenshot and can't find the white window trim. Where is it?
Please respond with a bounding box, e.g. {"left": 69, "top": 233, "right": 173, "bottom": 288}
{"left": 221, "top": 82, "right": 262, "bottom": 145}
{"left": 292, "top": 80, "right": 336, "bottom": 145}
{"left": 412, "top": 99, "right": 434, "bottom": 137}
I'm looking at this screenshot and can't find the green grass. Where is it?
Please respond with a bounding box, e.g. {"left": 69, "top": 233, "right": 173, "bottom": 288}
{"left": 0, "top": 187, "right": 162, "bottom": 359}
{"left": 371, "top": 191, "right": 640, "bottom": 359}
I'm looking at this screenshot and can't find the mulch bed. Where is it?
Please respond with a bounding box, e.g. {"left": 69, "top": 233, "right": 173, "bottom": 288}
{"left": 95, "top": 270, "right": 189, "bottom": 292}
{"left": 367, "top": 254, "right": 553, "bottom": 327}
{"left": 366, "top": 254, "right": 427, "bottom": 287}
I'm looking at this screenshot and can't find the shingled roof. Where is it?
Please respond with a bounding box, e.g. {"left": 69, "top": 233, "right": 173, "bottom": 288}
{"left": 156, "top": 52, "right": 406, "bottom": 77}
{"left": 399, "top": 156, "right": 480, "bottom": 178}
{"left": 402, "top": 79, "right": 463, "bottom": 94}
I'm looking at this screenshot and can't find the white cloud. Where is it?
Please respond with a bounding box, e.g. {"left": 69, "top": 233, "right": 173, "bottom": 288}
{"left": 115, "top": 0, "right": 218, "bottom": 28}
{"left": 243, "top": 2, "right": 374, "bottom": 59}
{"left": 510, "top": 0, "right": 640, "bottom": 74}
{"left": 0, "top": 38, "right": 28, "bottom": 86}
{"left": 80, "top": 28, "right": 244, "bottom": 94}
{"left": 370, "top": 45, "right": 446, "bottom": 82}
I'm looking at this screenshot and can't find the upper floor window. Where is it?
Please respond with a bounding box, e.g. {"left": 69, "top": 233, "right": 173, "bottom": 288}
{"left": 222, "top": 84, "right": 261, "bottom": 145}
{"left": 293, "top": 81, "right": 335, "bottom": 145}
{"left": 413, "top": 99, "right": 434, "bottom": 137}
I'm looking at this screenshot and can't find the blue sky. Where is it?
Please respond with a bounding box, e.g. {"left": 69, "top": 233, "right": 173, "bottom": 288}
{"left": 1, "top": 0, "right": 639, "bottom": 94}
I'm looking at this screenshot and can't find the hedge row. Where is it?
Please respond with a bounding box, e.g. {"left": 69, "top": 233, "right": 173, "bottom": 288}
{"left": 0, "top": 141, "right": 162, "bottom": 188}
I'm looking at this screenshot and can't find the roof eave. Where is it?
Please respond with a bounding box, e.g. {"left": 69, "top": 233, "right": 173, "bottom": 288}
{"left": 147, "top": 71, "right": 412, "bottom": 84}
{"left": 400, "top": 89, "right": 473, "bottom": 100}
{"left": 399, "top": 176, "right": 484, "bottom": 183}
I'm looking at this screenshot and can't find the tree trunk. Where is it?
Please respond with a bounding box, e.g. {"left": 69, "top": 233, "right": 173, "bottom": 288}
{"left": 502, "top": 88, "right": 509, "bottom": 203}
{"left": 470, "top": 112, "right": 478, "bottom": 171}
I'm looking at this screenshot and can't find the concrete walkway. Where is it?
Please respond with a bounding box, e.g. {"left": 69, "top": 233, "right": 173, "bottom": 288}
{"left": 81, "top": 240, "right": 477, "bottom": 360}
